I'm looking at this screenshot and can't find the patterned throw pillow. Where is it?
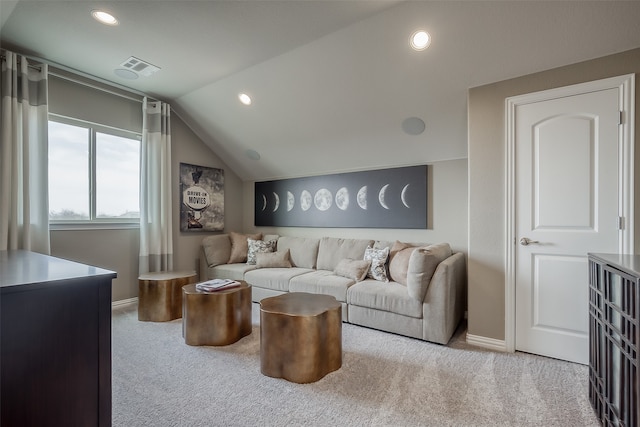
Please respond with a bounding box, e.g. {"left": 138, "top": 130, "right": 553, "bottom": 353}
{"left": 364, "top": 246, "right": 390, "bottom": 282}
{"left": 247, "top": 239, "right": 276, "bottom": 265}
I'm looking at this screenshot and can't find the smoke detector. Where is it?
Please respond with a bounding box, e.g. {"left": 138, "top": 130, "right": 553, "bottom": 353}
{"left": 118, "top": 56, "right": 160, "bottom": 77}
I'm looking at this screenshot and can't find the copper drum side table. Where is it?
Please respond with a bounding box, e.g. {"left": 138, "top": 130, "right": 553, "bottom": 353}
{"left": 182, "top": 281, "right": 252, "bottom": 346}
{"left": 138, "top": 270, "right": 197, "bottom": 322}
{"left": 260, "top": 292, "right": 342, "bottom": 384}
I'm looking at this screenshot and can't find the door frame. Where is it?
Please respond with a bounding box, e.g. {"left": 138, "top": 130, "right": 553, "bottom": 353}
{"left": 504, "top": 74, "right": 635, "bottom": 353}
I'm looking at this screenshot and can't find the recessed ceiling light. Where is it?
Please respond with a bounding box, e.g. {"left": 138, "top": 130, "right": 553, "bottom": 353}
{"left": 410, "top": 30, "right": 431, "bottom": 51}
{"left": 238, "top": 93, "right": 252, "bottom": 106}
{"left": 91, "top": 10, "right": 119, "bottom": 26}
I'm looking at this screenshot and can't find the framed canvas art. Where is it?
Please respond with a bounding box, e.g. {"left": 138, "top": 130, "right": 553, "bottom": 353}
{"left": 255, "top": 165, "right": 427, "bottom": 229}
{"left": 179, "top": 163, "right": 224, "bottom": 231}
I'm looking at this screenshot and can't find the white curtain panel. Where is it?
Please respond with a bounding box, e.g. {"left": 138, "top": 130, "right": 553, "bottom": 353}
{"left": 0, "top": 51, "right": 50, "bottom": 254}
{"left": 139, "top": 97, "right": 173, "bottom": 274}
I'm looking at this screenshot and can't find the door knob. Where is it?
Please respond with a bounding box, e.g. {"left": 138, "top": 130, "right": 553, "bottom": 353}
{"left": 520, "top": 237, "right": 539, "bottom": 246}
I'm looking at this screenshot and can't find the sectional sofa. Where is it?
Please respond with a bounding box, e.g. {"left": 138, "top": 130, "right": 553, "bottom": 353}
{"left": 199, "top": 232, "right": 466, "bottom": 345}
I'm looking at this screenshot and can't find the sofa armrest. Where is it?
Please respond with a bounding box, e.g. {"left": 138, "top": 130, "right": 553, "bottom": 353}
{"left": 422, "top": 252, "right": 466, "bottom": 344}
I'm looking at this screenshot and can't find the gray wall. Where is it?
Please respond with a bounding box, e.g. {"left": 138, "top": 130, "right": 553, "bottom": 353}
{"left": 49, "top": 75, "right": 243, "bottom": 302}
{"left": 468, "top": 47, "right": 640, "bottom": 341}
{"left": 242, "top": 159, "right": 468, "bottom": 254}
{"left": 170, "top": 114, "right": 244, "bottom": 280}
{"left": 51, "top": 228, "right": 140, "bottom": 302}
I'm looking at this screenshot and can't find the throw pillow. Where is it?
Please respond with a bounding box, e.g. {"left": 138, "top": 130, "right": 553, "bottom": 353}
{"left": 247, "top": 239, "right": 276, "bottom": 265}
{"left": 334, "top": 258, "right": 371, "bottom": 282}
{"left": 406, "top": 243, "right": 452, "bottom": 301}
{"left": 388, "top": 240, "right": 416, "bottom": 285}
{"left": 202, "top": 234, "right": 232, "bottom": 267}
{"left": 263, "top": 234, "right": 280, "bottom": 244}
{"left": 228, "top": 231, "right": 262, "bottom": 264}
{"left": 363, "top": 245, "right": 390, "bottom": 282}
{"left": 256, "top": 250, "right": 292, "bottom": 268}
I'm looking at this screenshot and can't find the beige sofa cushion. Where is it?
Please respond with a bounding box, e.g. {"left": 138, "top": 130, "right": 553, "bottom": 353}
{"left": 276, "top": 236, "right": 320, "bottom": 268}
{"left": 202, "top": 234, "right": 231, "bottom": 267}
{"left": 347, "top": 279, "right": 423, "bottom": 318}
{"left": 244, "top": 267, "right": 312, "bottom": 292}
{"left": 209, "top": 263, "right": 257, "bottom": 281}
{"left": 388, "top": 241, "right": 417, "bottom": 285}
{"left": 289, "top": 270, "right": 355, "bottom": 302}
{"left": 228, "top": 231, "right": 262, "bottom": 263}
{"left": 316, "top": 237, "right": 374, "bottom": 271}
{"left": 406, "top": 243, "right": 452, "bottom": 302}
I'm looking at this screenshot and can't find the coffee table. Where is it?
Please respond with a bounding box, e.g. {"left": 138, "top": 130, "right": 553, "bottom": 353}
{"left": 138, "top": 270, "right": 197, "bottom": 322}
{"left": 182, "top": 281, "right": 252, "bottom": 346}
{"left": 260, "top": 292, "right": 342, "bottom": 383}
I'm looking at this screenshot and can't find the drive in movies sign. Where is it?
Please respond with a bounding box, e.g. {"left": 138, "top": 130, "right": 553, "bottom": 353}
{"left": 179, "top": 163, "right": 224, "bottom": 231}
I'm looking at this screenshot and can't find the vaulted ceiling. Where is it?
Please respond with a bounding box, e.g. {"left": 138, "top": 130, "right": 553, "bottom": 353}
{"left": 2, "top": 1, "right": 640, "bottom": 181}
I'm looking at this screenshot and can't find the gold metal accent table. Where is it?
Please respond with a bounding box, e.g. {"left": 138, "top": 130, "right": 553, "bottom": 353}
{"left": 260, "top": 292, "right": 342, "bottom": 383}
{"left": 138, "top": 270, "right": 197, "bottom": 322}
{"left": 182, "top": 281, "right": 252, "bottom": 346}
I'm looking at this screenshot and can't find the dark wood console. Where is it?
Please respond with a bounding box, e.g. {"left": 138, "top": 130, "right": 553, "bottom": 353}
{"left": 1, "top": 250, "right": 117, "bottom": 427}
{"left": 588, "top": 253, "right": 639, "bottom": 427}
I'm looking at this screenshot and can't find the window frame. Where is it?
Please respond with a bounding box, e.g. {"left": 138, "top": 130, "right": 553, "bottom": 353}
{"left": 48, "top": 113, "right": 142, "bottom": 229}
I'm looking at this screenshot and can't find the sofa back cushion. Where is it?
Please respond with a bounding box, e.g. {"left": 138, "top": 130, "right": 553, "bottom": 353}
{"left": 276, "top": 236, "right": 320, "bottom": 268}
{"left": 317, "top": 237, "right": 374, "bottom": 271}
{"left": 406, "top": 243, "right": 452, "bottom": 301}
{"left": 202, "top": 234, "right": 231, "bottom": 267}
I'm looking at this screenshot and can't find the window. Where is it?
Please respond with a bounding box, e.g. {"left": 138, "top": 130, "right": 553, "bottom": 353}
{"left": 48, "top": 115, "right": 141, "bottom": 223}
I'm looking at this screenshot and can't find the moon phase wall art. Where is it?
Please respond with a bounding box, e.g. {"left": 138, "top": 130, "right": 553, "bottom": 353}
{"left": 255, "top": 165, "right": 427, "bottom": 229}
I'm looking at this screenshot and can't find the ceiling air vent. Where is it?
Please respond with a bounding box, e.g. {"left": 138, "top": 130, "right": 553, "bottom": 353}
{"left": 119, "top": 56, "right": 160, "bottom": 77}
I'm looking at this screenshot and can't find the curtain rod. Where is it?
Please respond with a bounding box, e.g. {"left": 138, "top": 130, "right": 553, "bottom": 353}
{"left": 1, "top": 48, "right": 160, "bottom": 104}
{"left": 0, "top": 53, "right": 42, "bottom": 72}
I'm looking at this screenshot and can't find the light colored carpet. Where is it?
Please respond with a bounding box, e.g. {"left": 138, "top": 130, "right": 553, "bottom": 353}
{"left": 112, "top": 303, "right": 599, "bottom": 427}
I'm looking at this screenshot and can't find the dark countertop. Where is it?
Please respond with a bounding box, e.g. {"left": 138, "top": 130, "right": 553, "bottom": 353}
{"left": 1, "top": 249, "right": 117, "bottom": 290}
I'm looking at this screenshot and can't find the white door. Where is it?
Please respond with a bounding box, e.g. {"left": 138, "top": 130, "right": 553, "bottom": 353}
{"left": 513, "top": 85, "right": 622, "bottom": 365}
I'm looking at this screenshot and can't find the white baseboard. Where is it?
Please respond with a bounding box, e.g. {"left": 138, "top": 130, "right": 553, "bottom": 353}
{"left": 112, "top": 297, "right": 138, "bottom": 309}
{"left": 466, "top": 333, "right": 508, "bottom": 352}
